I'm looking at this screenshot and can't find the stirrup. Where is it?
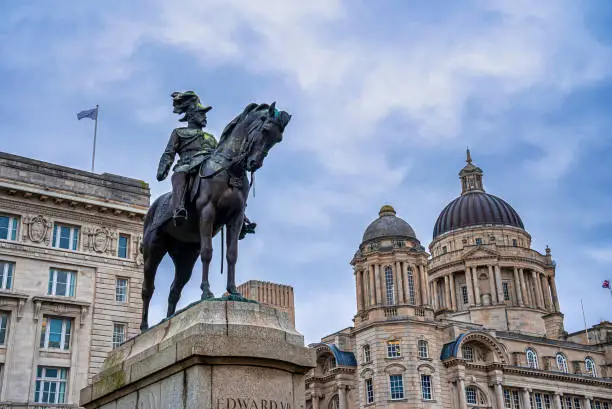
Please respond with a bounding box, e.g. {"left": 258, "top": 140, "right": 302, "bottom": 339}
{"left": 173, "top": 208, "right": 187, "bottom": 226}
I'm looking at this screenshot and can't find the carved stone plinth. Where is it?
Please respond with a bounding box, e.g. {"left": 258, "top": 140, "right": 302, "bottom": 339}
{"left": 80, "top": 300, "right": 315, "bottom": 409}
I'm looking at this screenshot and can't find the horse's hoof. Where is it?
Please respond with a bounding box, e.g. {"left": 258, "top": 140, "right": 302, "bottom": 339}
{"left": 201, "top": 291, "right": 215, "bottom": 300}
{"left": 227, "top": 286, "right": 239, "bottom": 295}
{"left": 140, "top": 324, "right": 149, "bottom": 332}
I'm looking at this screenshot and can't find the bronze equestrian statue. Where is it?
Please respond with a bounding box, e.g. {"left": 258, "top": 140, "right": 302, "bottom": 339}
{"left": 140, "top": 93, "right": 291, "bottom": 331}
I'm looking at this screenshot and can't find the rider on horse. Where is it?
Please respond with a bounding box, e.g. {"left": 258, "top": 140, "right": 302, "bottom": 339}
{"left": 156, "top": 91, "right": 256, "bottom": 237}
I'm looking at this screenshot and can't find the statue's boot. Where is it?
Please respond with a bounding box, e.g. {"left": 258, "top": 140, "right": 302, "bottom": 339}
{"left": 171, "top": 172, "right": 188, "bottom": 227}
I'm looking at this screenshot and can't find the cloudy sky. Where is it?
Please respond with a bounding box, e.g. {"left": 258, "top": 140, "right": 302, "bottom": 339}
{"left": 2, "top": 0, "right": 612, "bottom": 344}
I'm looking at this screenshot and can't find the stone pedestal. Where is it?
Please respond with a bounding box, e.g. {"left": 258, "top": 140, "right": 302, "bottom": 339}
{"left": 80, "top": 300, "right": 315, "bottom": 409}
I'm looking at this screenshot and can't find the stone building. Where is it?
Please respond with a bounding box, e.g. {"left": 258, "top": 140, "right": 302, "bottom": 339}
{"left": 0, "top": 152, "right": 149, "bottom": 407}
{"left": 237, "top": 280, "right": 295, "bottom": 326}
{"left": 305, "top": 151, "right": 612, "bottom": 409}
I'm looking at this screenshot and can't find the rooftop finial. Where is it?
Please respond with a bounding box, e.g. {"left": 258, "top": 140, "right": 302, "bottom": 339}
{"left": 466, "top": 148, "right": 472, "bottom": 164}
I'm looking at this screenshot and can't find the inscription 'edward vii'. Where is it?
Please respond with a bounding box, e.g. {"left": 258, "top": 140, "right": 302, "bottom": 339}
{"left": 216, "top": 398, "right": 291, "bottom": 409}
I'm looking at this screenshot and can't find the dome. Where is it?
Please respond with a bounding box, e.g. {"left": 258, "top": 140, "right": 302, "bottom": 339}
{"left": 433, "top": 191, "right": 524, "bottom": 239}
{"left": 433, "top": 150, "right": 525, "bottom": 239}
{"left": 362, "top": 205, "right": 417, "bottom": 243}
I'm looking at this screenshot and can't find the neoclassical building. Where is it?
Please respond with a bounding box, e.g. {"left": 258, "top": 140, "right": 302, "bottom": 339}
{"left": 0, "top": 152, "right": 149, "bottom": 407}
{"left": 305, "top": 152, "right": 612, "bottom": 409}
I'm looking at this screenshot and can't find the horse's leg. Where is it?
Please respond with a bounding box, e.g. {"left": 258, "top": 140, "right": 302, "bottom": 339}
{"left": 199, "top": 202, "right": 216, "bottom": 300}
{"left": 140, "top": 231, "right": 167, "bottom": 331}
{"left": 225, "top": 213, "right": 244, "bottom": 295}
{"left": 166, "top": 242, "right": 200, "bottom": 317}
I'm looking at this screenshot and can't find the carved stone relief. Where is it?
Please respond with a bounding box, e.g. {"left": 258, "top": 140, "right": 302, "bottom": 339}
{"left": 23, "top": 215, "right": 52, "bottom": 244}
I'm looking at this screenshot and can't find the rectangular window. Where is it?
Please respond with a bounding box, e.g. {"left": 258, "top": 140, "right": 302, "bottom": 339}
{"left": 118, "top": 234, "right": 129, "bottom": 258}
{"left": 40, "top": 317, "right": 72, "bottom": 350}
{"left": 602, "top": 403, "right": 609, "bottom": 409}
{"left": 462, "top": 345, "right": 473, "bottom": 361}
{"left": 384, "top": 266, "right": 395, "bottom": 305}
{"left": 475, "top": 237, "right": 483, "bottom": 245}
{"left": 48, "top": 268, "right": 76, "bottom": 297}
{"left": 407, "top": 269, "right": 416, "bottom": 305}
{"left": 112, "top": 323, "right": 126, "bottom": 349}
{"left": 0, "top": 215, "right": 18, "bottom": 241}
{"left": 387, "top": 340, "right": 401, "bottom": 358}
{"left": 0, "top": 261, "right": 14, "bottom": 290}
{"left": 115, "top": 278, "right": 128, "bottom": 303}
{"left": 421, "top": 374, "right": 432, "bottom": 400}
{"left": 418, "top": 340, "right": 428, "bottom": 358}
{"left": 544, "top": 395, "right": 552, "bottom": 409}
{"left": 565, "top": 397, "right": 573, "bottom": 409}
{"left": 593, "top": 402, "right": 601, "bottom": 409}
{"left": 502, "top": 281, "right": 511, "bottom": 301}
{"left": 512, "top": 238, "right": 518, "bottom": 247}
{"left": 0, "top": 312, "right": 8, "bottom": 345}
{"left": 574, "top": 399, "right": 582, "bottom": 409}
{"left": 442, "top": 246, "right": 447, "bottom": 254}
{"left": 534, "top": 393, "right": 543, "bottom": 409}
{"left": 365, "top": 378, "right": 374, "bottom": 404}
{"left": 52, "top": 223, "right": 79, "bottom": 251}
{"left": 461, "top": 286, "right": 469, "bottom": 304}
{"left": 504, "top": 389, "right": 521, "bottom": 409}
{"left": 389, "top": 374, "right": 404, "bottom": 400}
{"left": 34, "top": 367, "right": 67, "bottom": 404}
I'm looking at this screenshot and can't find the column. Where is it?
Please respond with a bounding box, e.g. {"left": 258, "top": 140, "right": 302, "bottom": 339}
{"left": 495, "top": 265, "right": 504, "bottom": 304}
{"left": 532, "top": 270, "right": 544, "bottom": 309}
{"left": 519, "top": 268, "right": 529, "bottom": 307}
{"left": 495, "top": 383, "right": 505, "bottom": 409}
{"left": 465, "top": 268, "right": 475, "bottom": 306}
{"left": 472, "top": 266, "right": 481, "bottom": 305}
{"left": 444, "top": 275, "right": 451, "bottom": 309}
{"left": 395, "top": 261, "right": 404, "bottom": 304}
{"left": 433, "top": 278, "right": 439, "bottom": 309}
{"left": 513, "top": 267, "right": 523, "bottom": 306}
{"left": 419, "top": 264, "right": 429, "bottom": 306}
{"left": 449, "top": 273, "right": 456, "bottom": 310}
{"left": 540, "top": 274, "right": 551, "bottom": 310}
{"left": 488, "top": 265, "right": 497, "bottom": 304}
{"left": 554, "top": 394, "right": 562, "bottom": 409}
{"left": 368, "top": 265, "right": 376, "bottom": 306}
{"left": 584, "top": 397, "right": 592, "bottom": 409}
{"left": 374, "top": 264, "right": 382, "bottom": 306}
{"left": 522, "top": 388, "right": 532, "bottom": 409}
{"left": 458, "top": 378, "right": 468, "bottom": 409}
{"left": 311, "top": 392, "right": 320, "bottom": 409}
{"left": 550, "top": 276, "right": 560, "bottom": 311}
{"left": 355, "top": 270, "right": 364, "bottom": 311}
{"left": 338, "top": 385, "right": 347, "bottom": 409}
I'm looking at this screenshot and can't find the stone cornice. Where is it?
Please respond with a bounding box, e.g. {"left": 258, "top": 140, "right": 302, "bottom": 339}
{"left": 0, "top": 240, "right": 142, "bottom": 270}
{"left": 0, "top": 180, "right": 147, "bottom": 215}
{"left": 428, "top": 253, "right": 553, "bottom": 275}
{"left": 0, "top": 196, "right": 145, "bottom": 228}
{"left": 0, "top": 290, "right": 29, "bottom": 319}
{"left": 32, "top": 296, "right": 91, "bottom": 326}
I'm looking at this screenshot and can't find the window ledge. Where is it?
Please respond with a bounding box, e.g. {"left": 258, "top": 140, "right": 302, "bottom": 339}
{"left": 0, "top": 290, "right": 28, "bottom": 318}
{"left": 422, "top": 399, "right": 437, "bottom": 403}
{"left": 418, "top": 357, "right": 433, "bottom": 361}
{"left": 385, "top": 356, "right": 404, "bottom": 361}
{"left": 387, "top": 398, "right": 408, "bottom": 402}
{"left": 32, "top": 296, "right": 91, "bottom": 326}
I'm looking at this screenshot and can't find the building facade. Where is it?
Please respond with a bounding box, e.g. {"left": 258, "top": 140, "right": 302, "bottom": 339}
{"left": 0, "top": 152, "right": 149, "bottom": 407}
{"left": 305, "top": 152, "right": 612, "bottom": 409}
{"left": 237, "top": 280, "right": 296, "bottom": 326}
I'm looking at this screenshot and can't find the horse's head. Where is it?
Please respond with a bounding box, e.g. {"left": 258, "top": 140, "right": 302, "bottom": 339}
{"left": 245, "top": 102, "right": 291, "bottom": 172}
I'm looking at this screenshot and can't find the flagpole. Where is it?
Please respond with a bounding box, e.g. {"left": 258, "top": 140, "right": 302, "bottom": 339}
{"left": 91, "top": 104, "right": 98, "bottom": 173}
{"left": 580, "top": 299, "right": 590, "bottom": 344}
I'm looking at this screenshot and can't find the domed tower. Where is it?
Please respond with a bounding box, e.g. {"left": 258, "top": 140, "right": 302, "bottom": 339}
{"left": 428, "top": 150, "right": 563, "bottom": 338}
{"left": 351, "top": 205, "right": 431, "bottom": 325}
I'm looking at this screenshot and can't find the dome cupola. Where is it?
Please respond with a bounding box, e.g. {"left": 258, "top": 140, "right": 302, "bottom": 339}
{"left": 362, "top": 205, "right": 417, "bottom": 244}
{"left": 433, "top": 150, "right": 525, "bottom": 239}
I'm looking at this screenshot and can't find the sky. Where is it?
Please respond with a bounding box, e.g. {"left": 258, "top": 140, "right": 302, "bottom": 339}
{"left": 1, "top": 0, "right": 612, "bottom": 345}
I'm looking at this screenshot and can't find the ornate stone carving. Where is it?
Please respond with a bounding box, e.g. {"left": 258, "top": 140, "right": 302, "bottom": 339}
{"left": 136, "top": 234, "right": 144, "bottom": 266}
{"left": 23, "top": 215, "right": 52, "bottom": 243}
{"left": 92, "top": 227, "right": 111, "bottom": 253}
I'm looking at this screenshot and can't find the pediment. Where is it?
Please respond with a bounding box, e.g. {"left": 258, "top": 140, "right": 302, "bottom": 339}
{"left": 461, "top": 246, "right": 499, "bottom": 261}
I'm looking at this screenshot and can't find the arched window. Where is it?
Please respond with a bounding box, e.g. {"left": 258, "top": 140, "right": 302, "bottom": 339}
{"left": 406, "top": 267, "right": 416, "bottom": 304}
{"left": 462, "top": 345, "right": 474, "bottom": 362}
{"left": 585, "top": 357, "right": 597, "bottom": 377}
{"left": 363, "top": 344, "right": 371, "bottom": 363}
{"left": 328, "top": 395, "right": 339, "bottom": 409}
{"left": 418, "top": 340, "right": 429, "bottom": 358}
{"left": 526, "top": 348, "right": 538, "bottom": 369}
{"left": 556, "top": 353, "right": 568, "bottom": 373}
{"left": 384, "top": 266, "right": 395, "bottom": 304}
{"left": 465, "top": 386, "right": 488, "bottom": 406}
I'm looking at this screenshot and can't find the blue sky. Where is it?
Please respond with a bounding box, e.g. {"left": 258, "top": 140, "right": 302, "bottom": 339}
{"left": 2, "top": 0, "right": 612, "bottom": 344}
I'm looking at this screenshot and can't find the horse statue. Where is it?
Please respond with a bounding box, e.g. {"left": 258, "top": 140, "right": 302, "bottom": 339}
{"left": 139, "top": 102, "right": 291, "bottom": 331}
